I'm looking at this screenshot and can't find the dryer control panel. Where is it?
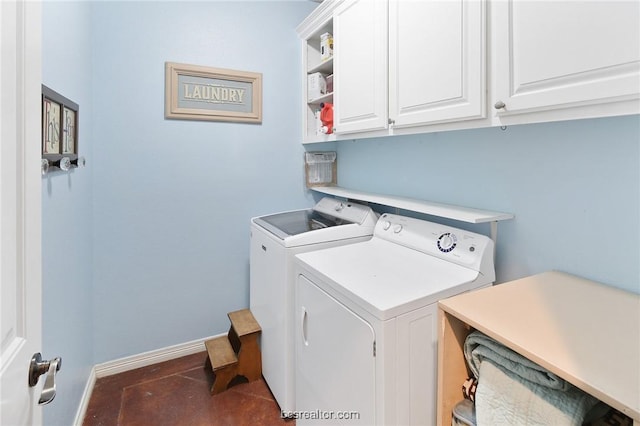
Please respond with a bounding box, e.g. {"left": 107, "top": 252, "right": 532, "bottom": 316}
{"left": 374, "top": 214, "right": 494, "bottom": 279}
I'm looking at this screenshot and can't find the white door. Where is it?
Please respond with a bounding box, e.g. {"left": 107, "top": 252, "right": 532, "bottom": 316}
{"left": 0, "top": 1, "right": 44, "bottom": 425}
{"left": 388, "top": 0, "right": 486, "bottom": 127}
{"left": 491, "top": 0, "right": 640, "bottom": 116}
{"left": 333, "top": 0, "right": 388, "bottom": 134}
{"left": 296, "top": 275, "right": 375, "bottom": 425}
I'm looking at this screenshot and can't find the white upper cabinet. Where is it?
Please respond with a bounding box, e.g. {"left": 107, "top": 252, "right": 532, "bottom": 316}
{"left": 491, "top": 0, "right": 640, "bottom": 123}
{"left": 389, "top": 0, "right": 486, "bottom": 128}
{"left": 297, "top": 0, "right": 640, "bottom": 144}
{"left": 333, "top": 0, "right": 389, "bottom": 135}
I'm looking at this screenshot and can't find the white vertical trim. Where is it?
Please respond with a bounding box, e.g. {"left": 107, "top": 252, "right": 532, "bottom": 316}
{"left": 72, "top": 367, "right": 96, "bottom": 426}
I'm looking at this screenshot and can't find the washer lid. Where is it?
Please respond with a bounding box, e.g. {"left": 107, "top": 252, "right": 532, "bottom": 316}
{"left": 251, "top": 197, "right": 379, "bottom": 247}
{"left": 296, "top": 238, "right": 489, "bottom": 321}
{"left": 253, "top": 209, "right": 338, "bottom": 240}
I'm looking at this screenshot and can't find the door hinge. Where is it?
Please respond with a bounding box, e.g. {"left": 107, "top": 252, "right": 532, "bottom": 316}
{"left": 373, "top": 341, "right": 376, "bottom": 357}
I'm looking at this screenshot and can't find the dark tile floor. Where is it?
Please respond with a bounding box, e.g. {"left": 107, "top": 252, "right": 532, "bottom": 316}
{"left": 83, "top": 351, "right": 291, "bottom": 426}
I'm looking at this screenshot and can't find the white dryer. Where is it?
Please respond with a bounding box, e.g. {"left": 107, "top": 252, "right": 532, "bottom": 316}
{"left": 294, "top": 213, "right": 495, "bottom": 425}
{"left": 250, "top": 197, "right": 379, "bottom": 414}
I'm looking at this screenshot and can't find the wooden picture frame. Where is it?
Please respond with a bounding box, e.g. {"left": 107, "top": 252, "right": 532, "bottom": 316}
{"left": 165, "top": 62, "right": 262, "bottom": 124}
{"left": 42, "top": 85, "right": 78, "bottom": 164}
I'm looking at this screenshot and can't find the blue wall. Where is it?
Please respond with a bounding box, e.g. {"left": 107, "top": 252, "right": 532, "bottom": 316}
{"left": 42, "top": 1, "right": 315, "bottom": 424}
{"left": 332, "top": 115, "right": 640, "bottom": 293}
{"left": 41, "top": 1, "right": 94, "bottom": 424}
{"left": 89, "top": 1, "right": 316, "bottom": 363}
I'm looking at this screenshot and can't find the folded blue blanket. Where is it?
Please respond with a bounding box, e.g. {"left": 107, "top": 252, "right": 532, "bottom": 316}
{"left": 476, "top": 359, "right": 599, "bottom": 425}
{"left": 464, "top": 331, "right": 599, "bottom": 426}
{"left": 464, "top": 330, "right": 570, "bottom": 391}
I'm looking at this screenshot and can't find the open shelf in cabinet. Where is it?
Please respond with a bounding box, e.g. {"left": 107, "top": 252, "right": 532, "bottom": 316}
{"left": 308, "top": 92, "right": 333, "bottom": 105}
{"left": 297, "top": 1, "right": 338, "bottom": 143}
{"left": 308, "top": 57, "right": 333, "bottom": 75}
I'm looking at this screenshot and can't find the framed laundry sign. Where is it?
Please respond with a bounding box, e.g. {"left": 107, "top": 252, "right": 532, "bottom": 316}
{"left": 165, "top": 62, "right": 262, "bottom": 124}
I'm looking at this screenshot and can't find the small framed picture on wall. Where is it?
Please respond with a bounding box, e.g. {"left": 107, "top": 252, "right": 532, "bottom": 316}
{"left": 62, "top": 106, "right": 76, "bottom": 155}
{"left": 42, "top": 84, "right": 79, "bottom": 166}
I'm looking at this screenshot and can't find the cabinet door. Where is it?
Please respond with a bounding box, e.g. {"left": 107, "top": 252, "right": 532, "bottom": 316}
{"left": 389, "top": 0, "right": 486, "bottom": 127}
{"left": 333, "top": 0, "right": 388, "bottom": 134}
{"left": 492, "top": 1, "right": 640, "bottom": 116}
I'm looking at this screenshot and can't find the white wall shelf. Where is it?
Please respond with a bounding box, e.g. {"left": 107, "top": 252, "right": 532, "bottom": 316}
{"left": 312, "top": 185, "right": 513, "bottom": 245}
{"left": 311, "top": 186, "right": 513, "bottom": 224}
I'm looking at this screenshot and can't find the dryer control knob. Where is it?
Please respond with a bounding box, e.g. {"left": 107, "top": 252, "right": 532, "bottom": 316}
{"left": 334, "top": 202, "right": 344, "bottom": 211}
{"left": 437, "top": 232, "right": 457, "bottom": 252}
{"left": 382, "top": 221, "right": 391, "bottom": 230}
{"left": 393, "top": 224, "right": 403, "bottom": 234}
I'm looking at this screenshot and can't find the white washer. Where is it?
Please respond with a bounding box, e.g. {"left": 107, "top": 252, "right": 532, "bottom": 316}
{"left": 250, "top": 197, "right": 379, "bottom": 413}
{"left": 294, "top": 213, "right": 495, "bottom": 425}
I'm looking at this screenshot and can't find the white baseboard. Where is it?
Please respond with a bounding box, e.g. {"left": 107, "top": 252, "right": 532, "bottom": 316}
{"left": 73, "top": 334, "right": 223, "bottom": 425}
{"left": 94, "top": 334, "right": 223, "bottom": 378}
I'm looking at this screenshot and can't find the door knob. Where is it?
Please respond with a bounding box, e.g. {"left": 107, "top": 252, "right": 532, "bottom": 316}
{"left": 28, "top": 353, "right": 62, "bottom": 405}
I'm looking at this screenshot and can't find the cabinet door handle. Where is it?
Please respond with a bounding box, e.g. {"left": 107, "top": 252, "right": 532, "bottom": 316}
{"left": 494, "top": 101, "right": 506, "bottom": 110}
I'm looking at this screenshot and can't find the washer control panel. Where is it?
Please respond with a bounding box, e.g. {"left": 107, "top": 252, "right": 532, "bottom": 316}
{"left": 374, "top": 213, "right": 494, "bottom": 272}
{"left": 313, "top": 197, "right": 378, "bottom": 225}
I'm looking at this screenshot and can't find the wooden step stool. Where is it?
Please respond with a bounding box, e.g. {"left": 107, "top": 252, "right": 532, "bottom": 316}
{"left": 205, "top": 309, "right": 262, "bottom": 395}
